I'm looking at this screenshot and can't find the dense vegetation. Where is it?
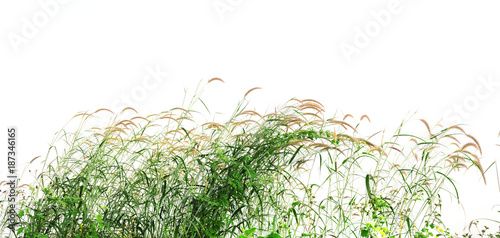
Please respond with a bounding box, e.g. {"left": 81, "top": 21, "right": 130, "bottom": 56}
{"left": 1, "top": 81, "right": 497, "bottom": 237}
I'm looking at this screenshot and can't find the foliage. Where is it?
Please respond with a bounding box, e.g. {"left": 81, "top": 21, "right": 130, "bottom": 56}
{"left": 0, "top": 83, "right": 493, "bottom": 237}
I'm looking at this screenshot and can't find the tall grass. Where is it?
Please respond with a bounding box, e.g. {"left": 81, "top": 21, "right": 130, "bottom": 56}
{"left": 0, "top": 82, "right": 490, "bottom": 237}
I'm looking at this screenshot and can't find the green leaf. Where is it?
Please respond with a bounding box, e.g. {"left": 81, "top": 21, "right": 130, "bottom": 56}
{"left": 361, "top": 228, "right": 370, "bottom": 237}
{"left": 244, "top": 227, "right": 257, "bottom": 236}
{"left": 266, "top": 234, "right": 282, "bottom": 238}
{"left": 17, "top": 227, "right": 24, "bottom": 235}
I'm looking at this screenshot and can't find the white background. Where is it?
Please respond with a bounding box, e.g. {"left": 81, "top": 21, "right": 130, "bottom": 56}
{"left": 1, "top": 0, "right": 500, "bottom": 234}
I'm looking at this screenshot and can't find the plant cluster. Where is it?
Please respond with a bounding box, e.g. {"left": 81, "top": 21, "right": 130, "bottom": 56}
{"left": 0, "top": 82, "right": 494, "bottom": 237}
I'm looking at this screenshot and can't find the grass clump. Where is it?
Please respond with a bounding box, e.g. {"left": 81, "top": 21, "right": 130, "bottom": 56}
{"left": 0, "top": 82, "right": 491, "bottom": 237}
